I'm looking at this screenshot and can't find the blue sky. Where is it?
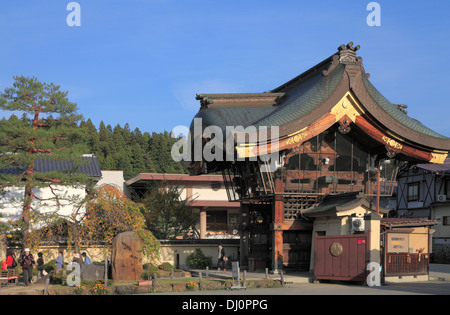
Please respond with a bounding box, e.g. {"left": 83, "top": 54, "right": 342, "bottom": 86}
{"left": 0, "top": 0, "right": 449, "bottom": 136}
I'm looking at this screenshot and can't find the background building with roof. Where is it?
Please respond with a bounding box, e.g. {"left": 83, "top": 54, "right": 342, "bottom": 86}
{"left": 125, "top": 173, "right": 240, "bottom": 239}
{"left": 396, "top": 158, "right": 450, "bottom": 263}
{"left": 0, "top": 154, "right": 102, "bottom": 224}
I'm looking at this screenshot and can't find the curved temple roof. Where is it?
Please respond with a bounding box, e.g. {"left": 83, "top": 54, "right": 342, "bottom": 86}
{"left": 190, "top": 42, "right": 450, "bottom": 169}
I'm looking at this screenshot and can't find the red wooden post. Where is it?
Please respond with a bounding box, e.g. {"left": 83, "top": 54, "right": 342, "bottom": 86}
{"left": 272, "top": 179, "right": 284, "bottom": 273}
{"left": 376, "top": 168, "right": 380, "bottom": 215}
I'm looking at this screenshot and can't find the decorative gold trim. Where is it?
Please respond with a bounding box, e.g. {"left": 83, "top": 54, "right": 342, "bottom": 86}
{"left": 385, "top": 131, "right": 404, "bottom": 143}
{"left": 286, "top": 131, "right": 308, "bottom": 145}
{"left": 382, "top": 136, "right": 403, "bottom": 150}
{"left": 430, "top": 152, "right": 448, "bottom": 164}
{"left": 283, "top": 92, "right": 364, "bottom": 148}
{"left": 236, "top": 145, "right": 256, "bottom": 158}
{"left": 330, "top": 92, "right": 365, "bottom": 123}
{"left": 287, "top": 127, "right": 307, "bottom": 138}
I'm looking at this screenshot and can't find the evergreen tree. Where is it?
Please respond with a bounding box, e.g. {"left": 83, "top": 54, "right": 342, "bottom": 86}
{"left": 0, "top": 76, "right": 91, "bottom": 247}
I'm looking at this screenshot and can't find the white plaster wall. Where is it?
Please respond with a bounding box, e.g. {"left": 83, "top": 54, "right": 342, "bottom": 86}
{"left": 431, "top": 205, "right": 450, "bottom": 239}
{"left": 191, "top": 186, "right": 228, "bottom": 201}
{"left": 158, "top": 243, "right": 239, "bottom": 269}
{"left": 0, "top": 185, "right": 87, "bottom": 224}
{"left": 96, "top": 170, "right": 125, "bottom": 192}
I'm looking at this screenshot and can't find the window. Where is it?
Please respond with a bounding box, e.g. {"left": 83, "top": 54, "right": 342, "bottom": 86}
{"left": 407, "top": 183, "right": 419, "bottom": 202}
{"left": 443, "top": 216, "right": 450, "bottom": 226}
{"left": 206, "top": 210, "right": 227, "bottom": 232}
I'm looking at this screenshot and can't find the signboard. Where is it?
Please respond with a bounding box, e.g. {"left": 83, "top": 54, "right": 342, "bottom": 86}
{"left": 232, "top": 261, "right": 240, "bottom": 279}
{"left": 387, "top": 233, "right": 409, "bottom": 253}
{"left": 230, "top": 261, "right": 246, "bottom": 290}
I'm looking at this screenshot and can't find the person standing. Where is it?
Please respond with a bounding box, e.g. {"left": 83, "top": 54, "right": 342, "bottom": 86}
{"left": 217, "top": 244, "right": 227, "bottom": 273}
{"left": 36, "top": 252, "right": 45, "bottom": 278}
{"left": 72, "top": 252, "right": 83, "bottom": 265}
{"left": 81, "top": 252, "right": 92, "bottom": 265}
{"left": 20, "top": 248, "right": 35, "bottom": 286}
{"left": 55, "top": 251, "right": 64, "bottom": 272}
{"left": 6, "top": 249, "right": 17, "bottom": 269}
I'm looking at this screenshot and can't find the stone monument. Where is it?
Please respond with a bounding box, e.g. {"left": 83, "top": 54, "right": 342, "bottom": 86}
{"left": 111, "top": 231, "right": 143, "bottom": 281}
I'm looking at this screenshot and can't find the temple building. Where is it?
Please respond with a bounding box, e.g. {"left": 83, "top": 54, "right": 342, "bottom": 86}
{"left": 185, "top": 43, "right": 450, "bottom": 274}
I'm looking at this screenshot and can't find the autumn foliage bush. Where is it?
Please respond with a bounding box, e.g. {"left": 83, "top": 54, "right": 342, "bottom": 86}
{"left": 82, "top": 185, "right": 160, "bottom": 263}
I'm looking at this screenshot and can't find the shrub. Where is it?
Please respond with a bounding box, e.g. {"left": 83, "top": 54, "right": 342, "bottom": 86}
{"left": 142, "top": 263, "right": 159, "bottom": 279}
{"left": 186, "top": 248, "right": 212, "bottom": 269}
{"left": 44, "top": 259, "right": 56, "bottom": 273}
{"left": 158, "top": 262, "right": 174, "bottom": 271}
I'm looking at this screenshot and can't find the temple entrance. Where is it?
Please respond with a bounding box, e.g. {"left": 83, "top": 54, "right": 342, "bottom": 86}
{"left": 247, "top": 203, "right": 272, "bottom": 271}
{"left": 283, "top": 230, "right": 312, "bottom": 271}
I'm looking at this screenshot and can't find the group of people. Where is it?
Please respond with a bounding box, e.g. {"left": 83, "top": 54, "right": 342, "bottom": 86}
{"left": 2, "top": 248, "right": 93, "bottom": 286}
{"left": 3, "top": 244, "right": 227, "bottom": 286}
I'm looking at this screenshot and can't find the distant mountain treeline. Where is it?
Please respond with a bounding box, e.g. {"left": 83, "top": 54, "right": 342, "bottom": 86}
{"left": 1, "top": 114, "right": 185, "bottom": 180}
{"left": 79, "top": 119, "right": 185, "bottom": 179}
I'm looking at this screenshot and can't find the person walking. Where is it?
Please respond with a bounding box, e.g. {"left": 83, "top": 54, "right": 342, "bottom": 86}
{"left": 217, "top": 244, "right": 227, "bottom": 273}
{"left": 20, "top": 248, "right": 35, "bottom": 286}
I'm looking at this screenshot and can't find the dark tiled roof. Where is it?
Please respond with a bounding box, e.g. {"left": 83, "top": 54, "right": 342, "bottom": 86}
{"left": 254, "top": 63, "right": 345, "bottom": 128}
{"left": 381, "top": 217, "right": 438, "bottom": 227}
{"left": 0, "top": 155, "right": 102, "bottom": 177}
{"left": 415, "top": 163, "right": 450, "bottom": 173}
{"left": 191, "top": 61, "right": 344, "bottom": 136}
{"left": 303, "top": 192, "right": 365, "bottom": 216}
{"left": 192, "top": 106, "right": 277, "bottom": 132}
{"left": 302, "top": 192, "right": 388, "bottom": 216}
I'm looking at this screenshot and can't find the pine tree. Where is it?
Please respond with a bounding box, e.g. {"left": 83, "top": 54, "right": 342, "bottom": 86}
{"left": 0, "top": 76, "right": 91, "bottom": 247}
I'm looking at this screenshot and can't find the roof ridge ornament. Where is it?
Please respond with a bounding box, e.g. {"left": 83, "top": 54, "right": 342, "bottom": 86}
{"left": 338, "top": 42, "right": 360, "bottom": 64}
{"left": 323, "top": 42, "right": 369, "bottom": 77}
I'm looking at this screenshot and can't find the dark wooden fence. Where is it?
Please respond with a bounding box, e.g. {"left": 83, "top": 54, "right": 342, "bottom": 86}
{"left": 384, "top": 253, "right": 429, "bottom": 276}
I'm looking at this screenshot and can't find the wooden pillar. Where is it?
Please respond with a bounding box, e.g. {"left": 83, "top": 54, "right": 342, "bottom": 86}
{"left": 272, "top": 179, "right": 284, "bottom": 273}
{"left": 240, "top": 202, "right": 249, "bottom": 269}
{"left": 364, "top": 213, "right": 381, "bottom": 266}
{"left": 199, "top": 209, "right": 207, "bottom": 239}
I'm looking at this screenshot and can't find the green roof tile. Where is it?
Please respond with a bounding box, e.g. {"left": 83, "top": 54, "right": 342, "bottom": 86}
{"left": 253, "top": 63, "right": 345, "bottom": 128}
